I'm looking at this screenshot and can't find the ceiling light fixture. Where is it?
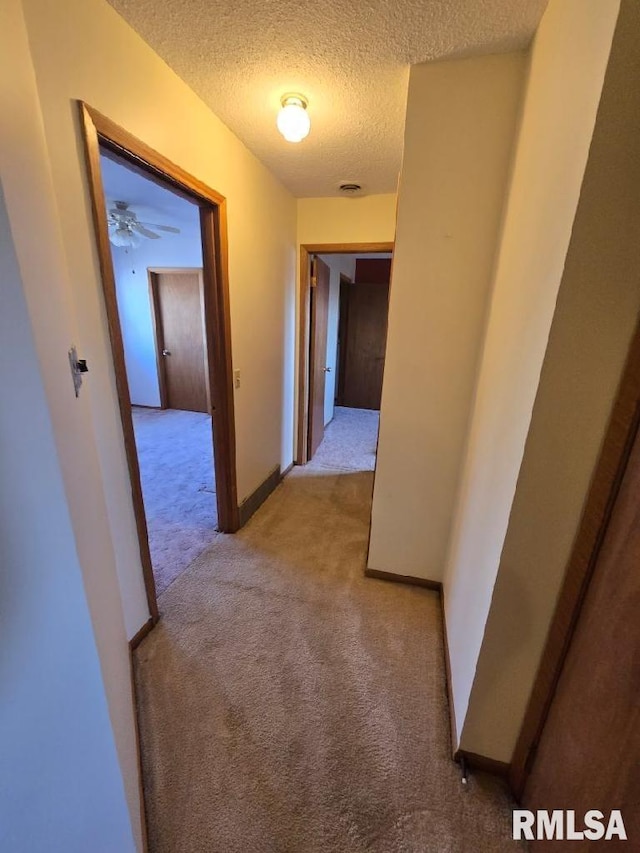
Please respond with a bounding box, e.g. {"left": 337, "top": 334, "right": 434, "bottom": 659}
{"left": 109, "top": 225, "right": 142, "bottom": 249}
{"left": 277, "top": 94, "right": 310, "bottom": 143}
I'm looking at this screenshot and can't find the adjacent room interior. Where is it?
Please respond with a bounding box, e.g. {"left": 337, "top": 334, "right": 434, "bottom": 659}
{"left": 100, "top": 150, "right": 219, "bottom": 595}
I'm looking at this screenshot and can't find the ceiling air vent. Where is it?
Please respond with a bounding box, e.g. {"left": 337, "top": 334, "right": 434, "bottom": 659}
{"left": 339, "top": 182, "right": 362, "bottom": 195}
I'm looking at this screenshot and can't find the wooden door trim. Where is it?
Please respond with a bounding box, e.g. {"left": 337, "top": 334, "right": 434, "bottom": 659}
{"left": 196, "top": 268, "right": 213, "bottom": 416}
{"left": 307, "top": 256, "right": 330, "bottom": 459}
{"left": 79, "top": 102, "right": 240, "bottom": 628}
{"left": 336, "top": 273, "right": 352, "bottom": 406}
{"left": 307, "top": 255, "right": 319, "bottom": 460}
{"left": 297, "top": 242, "right": 394, "bottom": 464}
{"left": 87, "top": 108, "right": 226, "bottom": 207}
{"left": 510, "top": 315, "right": 640, "bottom": 798}
{"left": 148, "top": 268, "right": 211, "bottom": 414}
{"left": 200, "top": 204, "right": 238, "bottom": 526}
{"left": 147, "top": 270, "right": 168, "bottom": 409}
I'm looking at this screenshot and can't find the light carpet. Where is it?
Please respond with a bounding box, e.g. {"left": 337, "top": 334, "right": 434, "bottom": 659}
{"left": 132, "top": 407, "right": 218, "bottom": 594}
{"left": 313, "top": 407, "right": 379, "bottom": 472}
{"left": 134, "top": 408, "right": 523, "bottom": 852}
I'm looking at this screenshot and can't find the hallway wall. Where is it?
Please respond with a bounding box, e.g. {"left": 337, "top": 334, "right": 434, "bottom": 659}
{"left": 0, "top": 184, "right": 136, "bottom": 853}
{"left": 368, "top": 51, "right": 526, "bottom": 581}
{"left": 297, "top": 195, "right": 397, "bottom": 246}
{"left": 1, "top": 1, "right": 141, "bottom": 847}
{"left": 459, "top": 0, "right": 637, "bottom": 762}
{"left": 443, "top": 0, "right": 620, "bottom": 754}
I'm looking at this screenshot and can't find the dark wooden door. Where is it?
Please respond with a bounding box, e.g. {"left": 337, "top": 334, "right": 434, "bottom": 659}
{"left": 307, "top": 256, "right": 330, "bottom": 459}
{"left": 152, "top": 270, "right": 209, "bottom": 413}
{"left": 340, "top": 281, "right": 389, "bottom": 410}
{"left": 523, "top": 419, "right": 640, "bottom": 847}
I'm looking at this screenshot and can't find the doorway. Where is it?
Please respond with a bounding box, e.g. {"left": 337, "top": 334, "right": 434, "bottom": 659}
{"left": 80, "top": 103, "right": 238, "bottom": 622}
{"left": 336, "top": 257, "right": 392, "bottom": 410}
{"left": 298, "top": 243, "right": 394, "bottom": 469}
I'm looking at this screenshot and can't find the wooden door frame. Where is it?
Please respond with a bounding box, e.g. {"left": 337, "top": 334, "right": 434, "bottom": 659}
{"left": 79, "top": 103, "right": 239, "bottom": 625}
{"left": 148, "top": 267, "right": 212, "bottom": 414}
{"left": 335, "top": 272, "right": 353, "bottom": 406}
{"left": 297, "top": 242, "right": 394, "bottom": 464}
{"left": 306, "top": 256, "right": 330, "bottom": 459}
{"left": 510, "top": 315, "right": 640, "bottom": 799}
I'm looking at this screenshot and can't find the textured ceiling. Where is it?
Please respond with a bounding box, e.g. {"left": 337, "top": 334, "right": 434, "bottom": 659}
{"left": 107, "top": 0, "right": 548, "bottom": 197}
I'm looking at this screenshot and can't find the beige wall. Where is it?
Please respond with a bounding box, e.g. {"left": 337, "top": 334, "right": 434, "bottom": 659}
{"left": 10, "top": 0, "right": 298, "bottom": 843}
{"left": 368, "top": 53, "right": 526, "bottom": 580}
{"left": 297, "top": 195, "right": 397, "bottom": 246}
{"left": 1, "top": 0, "right": 140, "bottom": 846}
{"left": 0, "top": 183, "right": 136, "bottom": 851}
{"left": 444, "top": 0, "right": 621, "bottom": 755}
{"left": 460, "top": 0, "right": 638, "bottom": 762}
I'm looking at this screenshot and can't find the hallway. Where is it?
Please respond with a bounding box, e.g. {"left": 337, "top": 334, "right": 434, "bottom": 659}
{"left": 134, "top": 411, "right": 522, "bottom": 852}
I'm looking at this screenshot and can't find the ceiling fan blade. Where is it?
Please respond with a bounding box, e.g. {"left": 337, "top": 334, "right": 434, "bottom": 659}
{"left": 133, "top": 223, "right": 161, "bottom": 239}
{"left": 139, "top": 222, "right": 181, "bottom": 234}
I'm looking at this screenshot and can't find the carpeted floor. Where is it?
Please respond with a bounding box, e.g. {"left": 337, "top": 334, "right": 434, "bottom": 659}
{"left": 134, "top": 407, "right": 523, "bottom": 852}
{"left": 313, "top": 407, "right": 380, "bottom": 472}
{"left": 132, "top": 407, "right": 218, "bottom": 594}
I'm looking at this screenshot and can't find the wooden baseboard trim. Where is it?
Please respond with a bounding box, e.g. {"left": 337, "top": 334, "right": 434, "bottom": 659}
{"left": 455, "top": 749, "right": 510, "bottom": 780}
{"left": 365, "top": 568, "right": 511, "bottom": 784}
{"left": 364, "top": 567, "right": 442, "bottom": 591}
{"left": 129, "top": 616, "right": 156, "bottom": 650}
{"left": 238, "top": 464, "right": 282, "bottom": 527}
{"left": 439, "top": 590, "right": 459, "bottom": 759}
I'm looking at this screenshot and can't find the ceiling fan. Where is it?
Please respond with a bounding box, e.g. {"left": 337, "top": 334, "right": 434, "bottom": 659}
{"left": 107, "top": 200, "right": 180, "bottom": 248}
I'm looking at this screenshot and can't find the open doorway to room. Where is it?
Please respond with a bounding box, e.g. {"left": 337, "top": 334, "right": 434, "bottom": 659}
{"left": 80, "top": 104, "right": 238, "bottom": 623}
{"left": 100, "top": 151, "right": 218, "bottom": 596}
{"left": 298, "top": 244, "right": 394, "bottom": 474}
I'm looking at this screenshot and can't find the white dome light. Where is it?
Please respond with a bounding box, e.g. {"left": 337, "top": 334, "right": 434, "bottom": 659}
{"left": 109, "top": 225, "right": 141, "bottom": 249}
{"left": 277, "top": 94, "right": 310, "bottom": 143}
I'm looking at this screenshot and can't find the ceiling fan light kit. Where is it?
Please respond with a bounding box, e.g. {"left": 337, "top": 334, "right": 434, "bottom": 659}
{"left": 110, "top": 225, "right": 142, "bottom": 249}
{"left": 277, "top": 94, "right": 310, "bottom": 143}
{"left": 106, "top": 200, "right": 181, "bottom": 249}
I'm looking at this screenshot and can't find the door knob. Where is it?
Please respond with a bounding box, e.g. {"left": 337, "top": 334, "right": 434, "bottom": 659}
{"left": 162, "top": 349, "right": 171, "bottom": 356}
{"left": 324, "top": 366, "right": 331, "bottom": 373}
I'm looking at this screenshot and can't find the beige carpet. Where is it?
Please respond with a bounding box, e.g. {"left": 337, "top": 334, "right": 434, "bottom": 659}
{"left": 312, "top": 407, "right": 380, "bottom": 472}
{"left": 132, "top": 407, "right": 218, "bottom": 595}
{"left": 134, "top": 410, "right": 523, "bottom": 852}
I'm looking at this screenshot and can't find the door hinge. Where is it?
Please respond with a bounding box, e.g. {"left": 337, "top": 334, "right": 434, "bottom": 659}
{"left": 310, "top": 256, "right": 317, "bottom": 288}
